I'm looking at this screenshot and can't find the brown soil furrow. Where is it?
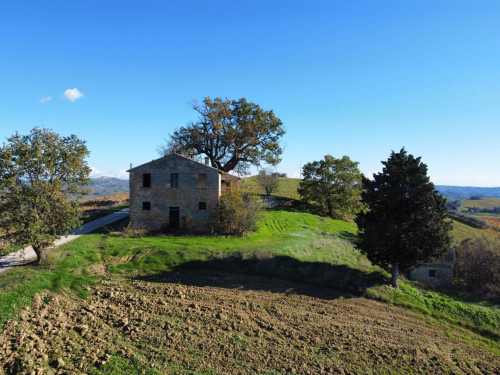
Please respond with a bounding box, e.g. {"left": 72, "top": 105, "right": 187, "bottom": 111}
{"left": 0, "top": 271, "right": 498, "bottom": 374}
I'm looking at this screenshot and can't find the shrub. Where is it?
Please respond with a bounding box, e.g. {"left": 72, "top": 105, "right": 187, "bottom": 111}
{"left": 182, "top": 214, "right": 195, "bottom": 233}
{"left": 213, "top": 188, "right": 264, "bottom": 236}
{"left": 454, "top": 235, "right": 500, "bottom": 298}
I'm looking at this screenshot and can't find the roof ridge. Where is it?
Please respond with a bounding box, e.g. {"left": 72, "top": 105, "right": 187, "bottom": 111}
{"left": 127, "top": 153, "right": 240, "bottom": 179}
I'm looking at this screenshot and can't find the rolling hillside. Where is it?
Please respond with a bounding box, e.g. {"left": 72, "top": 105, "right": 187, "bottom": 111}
{"left": 1, "top": 208, "right": 499, "bottom": 373}
{"left": 461, "top": 198, "right": 500, "bottom": 211}
{"left": 2, "top": 176, "right": 499, "bottom": 373}
{"left": 84, "top": 177, "right": 129, "bottom": 199}
{"left": 239, "top": 176, "right": 301, "bottom": 199}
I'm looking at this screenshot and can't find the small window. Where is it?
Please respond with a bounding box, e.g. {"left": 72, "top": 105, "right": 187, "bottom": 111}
{"left": 198, "top": 173, "right": 207, "bottom": 188}
{"left": 170, "top": 173, "right": 179, "bottom": 188}
{"left": 429, "top": 269, "right": 436, "bottom": 277}
{"left": 199, "top": 202, "right": 207, "bottom": 210}
{"left": 142, "top": 201, "right": 151, "bottom": 210}
{"left": 143, "top": 173, "right": 151, "bottom": 188}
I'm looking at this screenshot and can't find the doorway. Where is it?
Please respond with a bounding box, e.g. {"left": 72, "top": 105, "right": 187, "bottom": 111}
{"left": 169, "top": 207, "right": 180, "bottom": 229}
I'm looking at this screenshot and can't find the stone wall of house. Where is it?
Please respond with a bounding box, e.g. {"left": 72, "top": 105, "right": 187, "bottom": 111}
{"left": 129, "top": 155, "right": 221, "bottom": 232}
{"left": 409, "top": 264, "right": 453, "bottom": 285}
{"left": 409, "top": 248, "right": 455, "bottom": 285}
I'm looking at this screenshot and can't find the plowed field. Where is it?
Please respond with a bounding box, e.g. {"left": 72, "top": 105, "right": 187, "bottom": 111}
{"left": 1, "top": 271, "right": 498, "bottom": 374}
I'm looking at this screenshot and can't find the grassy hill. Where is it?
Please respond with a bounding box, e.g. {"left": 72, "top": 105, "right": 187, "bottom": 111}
{"left": 240, "top": 176, "right": 301, "bottom": 199}
{"left": 83, "top": 177, "right": 129, "bottom": 199}
{"left": 461, "top": 198, "right": 500, "bottom": 211}
{"left": 451, "top": 219, "right": 496, "bottom": 245}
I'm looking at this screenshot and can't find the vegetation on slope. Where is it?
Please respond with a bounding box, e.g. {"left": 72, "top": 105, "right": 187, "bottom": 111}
{"left": 450, "top": 219, "right": 496, "bottom": 246}
{"left": 1, "top": 209, "right": 499, "bottom": 342}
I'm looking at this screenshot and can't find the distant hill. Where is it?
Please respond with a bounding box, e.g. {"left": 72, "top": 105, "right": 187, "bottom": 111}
{"left": 435, "top": 185, "right": 500, "bottom": 200}
{"left": 84, "top": 177, "right": 129, "bottom": 199}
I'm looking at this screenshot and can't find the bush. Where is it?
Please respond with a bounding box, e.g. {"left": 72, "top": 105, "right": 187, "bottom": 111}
{"left": 213, "top": 188, "right": 264, "bottom": 236}
{"left": 182, "top": 214, "right": 195, "bottom": 233}
{"left": 454, "top": 235, "right": 500, "bottom": 298}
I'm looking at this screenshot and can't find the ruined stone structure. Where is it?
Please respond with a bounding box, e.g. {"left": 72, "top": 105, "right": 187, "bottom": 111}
{"left": 409, "top": 248, "right": 455, "bottom": 285}
{"left": 128, "top": 153, "right": 239, "bottom": 232}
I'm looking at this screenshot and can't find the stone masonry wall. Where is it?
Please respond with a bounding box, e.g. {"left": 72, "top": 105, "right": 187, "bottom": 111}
{"left": 129, "top": 155, "right": 221, "bottom": 232}
{"left": 409, "top": 265, "right": 453, "bottom": 285}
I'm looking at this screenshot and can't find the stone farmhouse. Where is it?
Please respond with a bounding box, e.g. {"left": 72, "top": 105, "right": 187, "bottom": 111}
{"left": 128, "top": 153, "right": 239, "bottom": 232}
{"left": 409, "top": 248, "right": 455, "bottom": 285}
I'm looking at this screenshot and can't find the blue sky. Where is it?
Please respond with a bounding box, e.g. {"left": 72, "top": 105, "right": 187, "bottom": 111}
{"left": 1, "top": 1, "right": 499, "bottom": 186}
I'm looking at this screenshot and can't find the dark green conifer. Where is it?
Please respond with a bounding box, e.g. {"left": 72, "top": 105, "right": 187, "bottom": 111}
{"left": 355, "top": 148, "right": 452, "bottom": 288}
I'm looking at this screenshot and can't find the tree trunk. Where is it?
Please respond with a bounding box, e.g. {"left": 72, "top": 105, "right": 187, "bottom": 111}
{"left": 33, "top": 246, "right": 47, "bottom": 264}
{"left": 391, "top": 263, "right": 399, "bottom": 288}
{"left": 327, "top": 201, "right": 333, "bottom": 217}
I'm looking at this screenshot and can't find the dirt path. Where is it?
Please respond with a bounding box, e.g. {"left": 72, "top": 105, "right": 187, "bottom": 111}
{"left": 0, "top": 270, "right": 498, "bottom": 374}
{"left": 0, "top": 209, "right": 129, "bottom": 273}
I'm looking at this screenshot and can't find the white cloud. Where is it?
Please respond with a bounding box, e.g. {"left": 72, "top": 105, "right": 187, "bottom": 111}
{"left": 62, "top": 88, "right": 85, "bottom": 102}
{"left": 89, "top": 166, "right": 106, "bottom": 178}
{"left": 89, "top": 166, "right": 129, "bottom": 180}
{"left": 113, "top": 169, "right": 129, "bottom": 180}
{"left": 39, "top": 96, "right": 52, "bottom": 104}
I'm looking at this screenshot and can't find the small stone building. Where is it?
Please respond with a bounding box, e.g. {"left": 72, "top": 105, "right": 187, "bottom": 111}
{"left": 128, "top": 153, "right": 239, "bottom": 232}
{"left": 409, "top": 248, "right": 455, "bottom": 285}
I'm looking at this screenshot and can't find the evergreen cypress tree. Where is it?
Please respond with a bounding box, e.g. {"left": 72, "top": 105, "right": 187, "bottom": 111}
{"left": 355, "top": 148, "right": 452, "bottom": 288}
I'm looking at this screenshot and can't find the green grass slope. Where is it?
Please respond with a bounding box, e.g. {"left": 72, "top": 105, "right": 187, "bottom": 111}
{"left": 450, "top": 219, "right": 495, "bottom": 245}
{"left": 240, "top": 176, "right": 301, "bottom": 199}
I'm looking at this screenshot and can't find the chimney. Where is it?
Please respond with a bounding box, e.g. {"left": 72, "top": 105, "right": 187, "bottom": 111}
{"left": 205, "top": 157, "right": 210, "bottom": 166}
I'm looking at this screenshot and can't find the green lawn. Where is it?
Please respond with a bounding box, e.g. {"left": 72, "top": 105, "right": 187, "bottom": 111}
{"left": 1, "top": 209, "right": 499, "bottom": 340}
